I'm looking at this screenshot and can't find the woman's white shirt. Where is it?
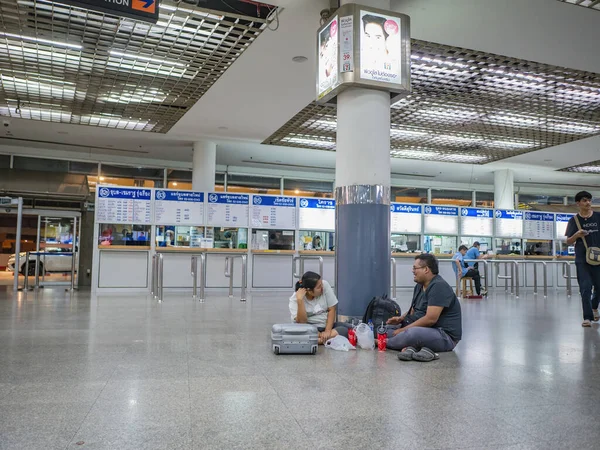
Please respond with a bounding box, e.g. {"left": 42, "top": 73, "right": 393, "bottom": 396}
{"left": 288, "top": 280, "right": 338, "bottom": 327}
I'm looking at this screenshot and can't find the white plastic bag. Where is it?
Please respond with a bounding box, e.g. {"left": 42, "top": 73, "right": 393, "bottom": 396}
{"left": 324, "top": 335, "right": 356, "bottom": 351}
{"left": 355, "top": 323, "right": 375, "bottom": 350}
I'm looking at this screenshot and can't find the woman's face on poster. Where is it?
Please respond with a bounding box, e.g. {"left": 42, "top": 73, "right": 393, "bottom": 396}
{"left": 364, "top": 22, "right": 387, "bottom": 58}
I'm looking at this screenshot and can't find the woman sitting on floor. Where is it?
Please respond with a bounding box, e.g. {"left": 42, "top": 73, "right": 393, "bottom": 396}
{"left": 289, "top": 271, "right": 350, "bottom": 344}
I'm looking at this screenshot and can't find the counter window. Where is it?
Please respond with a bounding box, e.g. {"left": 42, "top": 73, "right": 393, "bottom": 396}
{"left": 555, "top": 241, "right": 575, "bottom": 257}
{"left": 523, "top": 239, "right": 553, "bottom": 256}
{"left": 298, "top": 231, "right": 334, "bottom": 251}
{"left": 155, "top": 226, "right": 204, "bottom": 248}
{"left": 494, "top": 239, "right": 522, "bottom": 256}
{"left": 98, "top": 224, "right": 151, "bottom": 246}
{"left": 391, "top": 234, "right": 421, "bottom": 253}
{"left": 207, "top": 227, "right": 248, "bottom": 249}
{"left": 460, "top": 237, "right": 492, "bottom": 254}
{"left": 253, "top": 229, "right": 295, "bottom": 251}
{"left": 424, "top": 235, "right": 456, "bottom": 255}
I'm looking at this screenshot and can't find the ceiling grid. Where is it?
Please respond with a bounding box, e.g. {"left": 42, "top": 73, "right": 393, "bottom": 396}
{"left": 0, "top": 0, "right": 273, "bottom": 132}
{"left": 264, "top": 39, "right": 600, "bottom": 165}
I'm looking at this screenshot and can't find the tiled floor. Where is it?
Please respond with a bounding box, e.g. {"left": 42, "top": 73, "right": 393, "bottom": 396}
{"left": 1, "top": 286, "right": 599, "bottom": 450}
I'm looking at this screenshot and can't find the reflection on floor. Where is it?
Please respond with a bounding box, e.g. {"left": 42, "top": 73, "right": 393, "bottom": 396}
{"left": 0, "top": 287, "right": 599, "bottom": 450}
{"left": 0, "top": 271, "right": 75, "bottom": 286}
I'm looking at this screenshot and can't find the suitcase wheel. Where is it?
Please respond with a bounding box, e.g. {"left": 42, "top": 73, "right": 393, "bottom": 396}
{"left": 311, "top": 347, "right": 317, "bottom": 355}
{"left": 273, "top": 346, "right": 280, "bottom": 355}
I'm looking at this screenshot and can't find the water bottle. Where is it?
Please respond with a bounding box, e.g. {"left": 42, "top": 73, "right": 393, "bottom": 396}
{"left": 368, "top": 319, "right": 374, "bottom": 331}
{"left": 377, "top": 322, "right": 387, "bottom": 352}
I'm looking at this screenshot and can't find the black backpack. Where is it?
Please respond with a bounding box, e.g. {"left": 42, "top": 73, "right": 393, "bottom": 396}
{"left": 362, "top": 294, "right": 401, "bottom": 329}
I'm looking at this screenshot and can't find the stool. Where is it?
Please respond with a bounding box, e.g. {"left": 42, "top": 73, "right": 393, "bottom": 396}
{"left": 461, "top": 277, "right": 474, "bottom": 298}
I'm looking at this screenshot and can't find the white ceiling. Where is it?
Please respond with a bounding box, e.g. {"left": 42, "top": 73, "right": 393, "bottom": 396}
{"left": 1, "top": 0, "right": 599, "bottom": 188}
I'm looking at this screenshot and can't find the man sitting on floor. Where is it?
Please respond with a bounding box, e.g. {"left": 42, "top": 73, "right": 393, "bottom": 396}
{"left": 385, "top": 254, "right": 462, "bottom": 362}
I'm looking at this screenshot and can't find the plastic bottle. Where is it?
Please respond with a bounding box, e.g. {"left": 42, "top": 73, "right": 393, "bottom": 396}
{"left": 347, "top": 327, "right": 357, "bottom": 347}
{"left": 368, "top": 319, "right": 374, "bottom": 331}
{"left": 377, "top": 322, "right": 387, "bottom": 352}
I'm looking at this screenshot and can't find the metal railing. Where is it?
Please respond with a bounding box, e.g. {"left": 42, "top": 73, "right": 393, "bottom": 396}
{"left": 390, "top": 258, "right": 397, "bottom": 300}
{"left": 491, "top": 260, "right": 520, "bottom": 298}
{"left": 151, "top": 253, "right": 164, "bottom": 301}
{"left": 191, "top": 253, "right": 206, "bottom": 302}
{"left": 529, "top": 261, "right": 548, "bottom": 298}
{"left": 224, "top": 254, "right": 248, "bottom": 302}
{"left": 292, "top": 255, "right": 324, "bottom": 280}
{"left": 561, "top": 261, "right": 575, "bottom": 297}
{"left": 20, "top": 251, "right": 77, "bottom": 291}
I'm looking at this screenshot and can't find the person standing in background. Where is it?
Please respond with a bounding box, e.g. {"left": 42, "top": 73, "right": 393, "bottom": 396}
{"left": 565, "top": 191, "right": 600, "bottom": 327}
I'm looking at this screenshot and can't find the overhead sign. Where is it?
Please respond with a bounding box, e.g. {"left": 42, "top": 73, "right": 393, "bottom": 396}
{"left": 62, "top": 0, "right": 159, "bottom": 24}
{"left": 424, "top": 205, "right": 458, "bottom": 235}
{"left": 206, "top": 193, "right": 249, "bottom": 227}
{"left": 251, "top": 195, "right": 297, "bottom": 229}
{"left": 154, "top": 190, "right": 204, "bottom": 225}
{"left": 523, "top": 212, "right": 554, "bottom": 240}
{"left": 298, "top": 198, "right": 335, "bottom": 231}
{"left": 390, "top": 203, "right": 421, "bottom": 233}
{"left": 460, "top": 207, "right": 493, "bottom": 236}
{"left": 96, "top": 186, "right": 152, "bottom": 224}
{"left": 556, "top": 213, "right": 574, "bottom": 240}
{"left": 495, "top": 209, "right": 523, "bottom": 238}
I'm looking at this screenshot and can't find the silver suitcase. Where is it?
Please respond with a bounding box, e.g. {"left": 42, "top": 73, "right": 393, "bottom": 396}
{"left": 271, "top": 323, "right": 319, "bottom": 355}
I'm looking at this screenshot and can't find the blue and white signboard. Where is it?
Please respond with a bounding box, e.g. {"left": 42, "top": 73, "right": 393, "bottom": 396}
{"left": 298, "top": 198, "right": 335, "bottom": 230}
{"left": 460, "top": 208, "right": 493, "bottom": 236}
{"left": 494, "top": 209, "right": 523, "bottom": 238}
{"left": 96, "top": 186, "right": 152, "bottom": 224}
{"left": 206, "top": 193, "right": 249, "bottom": 227}
{"left": 523, "top": 212, "right": 554, "bottom": 240}
{"left": 154, "top": 190, "right": 204, "bottom": 225}
{"left": 555, "top": 213, "right": 574, "bottom": 240}
{"left": 251, "top": 195, "right": 297, "bottom": 229}
{"left": 390, "top": 203, "right": 422, "bottom": 233}
{"left": 424, "top": 205, "right": 459, "bottom": 235}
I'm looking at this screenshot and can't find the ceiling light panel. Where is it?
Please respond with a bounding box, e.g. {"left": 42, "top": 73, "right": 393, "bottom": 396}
{"left": 557, "top": 0, "right": 600, "bottom": 11}
{"left": 264, "top": 39, "right": 600, "bottom": 164}
{"left": 560, "top": 160, "right": 600, "bottom": 174}
{"left": 0, "top": 0, "right": 273, "bottom": 132}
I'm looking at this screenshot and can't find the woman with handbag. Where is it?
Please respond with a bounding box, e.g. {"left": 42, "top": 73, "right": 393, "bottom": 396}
{"left": 565, "top": 191, "right": 600, "bottom": 327}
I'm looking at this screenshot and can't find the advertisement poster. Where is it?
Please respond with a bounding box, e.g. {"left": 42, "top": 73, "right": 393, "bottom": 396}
{"left": 359, "top": 10, "right": 402, "bottom": 84}
{"left": 340, "top": 15, "right": 354, "bottom": 73}
{"left": 317, "top": 15, "right": 339, "bottom": 99}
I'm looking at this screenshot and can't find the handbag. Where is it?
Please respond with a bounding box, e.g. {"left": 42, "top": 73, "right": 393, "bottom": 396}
{"left": 574, "top": 215, "right": 600, "bottom": 266}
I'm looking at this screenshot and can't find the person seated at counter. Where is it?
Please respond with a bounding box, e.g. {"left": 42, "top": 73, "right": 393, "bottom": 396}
{"left": 465, "top": 242, "right": 487, "bottom": 296}
{"left": 385, "top": 254, "right": 462, "bottom": 362}
{"left": 452, "top": 245, "right": 469, "bottom": 280}
{"left": 289, "top": 271, "right": 350, "bottom": 344}
{"left": 312, "top": 236, "right": 323, "bottom": 250}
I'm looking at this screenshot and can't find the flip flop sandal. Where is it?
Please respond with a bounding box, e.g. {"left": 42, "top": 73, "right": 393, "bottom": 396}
{"left": 397, "top": 346, "right": 418, "bottom": 361}
{"left": 412, "top": 347, "right": 440, "bottom": 362}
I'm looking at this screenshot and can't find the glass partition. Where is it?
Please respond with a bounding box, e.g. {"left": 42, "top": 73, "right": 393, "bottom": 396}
{"left": 459, "top": 237, "right": 493, "bottom": 254}
{"left": 523, "top": 239, "right": 553, "bottom": 256}
{"left": 555, "top": 241, "right": 575, "bottom": 256}
{"left": 98, "top": 224, "right": 151, "bottom": 246}
{"left": 424, "top": 235, "right": 457, "bottom": 255}
{"left": 206, "top": 227, "right": 248, "bottom": 249}
{"left": 298, "top": 231, "right": 334, "bottom": 251}
{"left": 155, "top": 226, "right": 204, "bottom": 248}
{"left": 494, "top": 238, "right": 523, "bottom": 256}
{"left": 252, "top": 229, "right": 295, "bottom": 250}
{"left": 391, "top": 233, "right": 421, "bottom": 253}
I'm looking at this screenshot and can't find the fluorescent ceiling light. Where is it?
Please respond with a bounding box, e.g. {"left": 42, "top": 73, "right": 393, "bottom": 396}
{"left": 448, "top": 154, "right": 488, "bottom": 162}
{"left": 392, "top": 149, "right": 439, "bottom": 159}
{"left": 488, "top": 140, "right": 533, "bottom": 148}
{"left": 435, "top": 135, "right": 483, "bottom": 144}
{"left": 285, "top": 137, "right": 334, "bottom": 147}
{"left": 577, "top": 166, "right": 600, "bottom": 173}
{"left": 4, "top": 44, "right": 81, "bottom": 63}
{"left": 0, "top": 31, "right": 81, "bottom": 49}
{"left": 419, "top": 109, "right": 479, "bottom": 119}
{"left": 314, "top": 119, "right": 337, "bottom": 127}
{"left": 109, "top": 50, "right": 186, "bottom": 68}
{"left": 411, "top": 55, "right": 472, "bottom": 69}
{"left": 546, "top": 122, "right": 598, "bottom": 133}
{"left": 488, "top": 114, "right": 541, "bottom": 127}
{"left": 1, "top": 75, "right": 77, "bottom": 99}
{"left": 391, "top": 128, "right": 429, "bottom": 137}
{"left": 101, "top": 89, "right": 166, "bottom": 104}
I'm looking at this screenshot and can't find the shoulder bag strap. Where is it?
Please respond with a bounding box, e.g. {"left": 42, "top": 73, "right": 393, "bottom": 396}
{"left": 573, "top": 215, "right": 589, "bottom": 250}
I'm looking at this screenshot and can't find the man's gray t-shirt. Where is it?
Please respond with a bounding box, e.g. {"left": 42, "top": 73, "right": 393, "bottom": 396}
{"left": 405, "top": 285, "right": 427, "bottom": 323}
{"left": 416, "top": 275, "right": 462, "bottom": 341}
